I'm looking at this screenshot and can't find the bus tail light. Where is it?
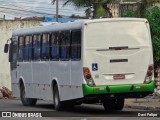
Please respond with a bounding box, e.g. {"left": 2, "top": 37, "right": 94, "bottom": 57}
{"left": 83, "top": 67, "right": 95, "bottom": 86}
{"left": 144, "top": 65, "right": 153, "bottom": 83}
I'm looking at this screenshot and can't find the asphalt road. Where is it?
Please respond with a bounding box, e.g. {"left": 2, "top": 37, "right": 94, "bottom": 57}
{"left": 0, "top": 99, "right": 160, "bottom": 120}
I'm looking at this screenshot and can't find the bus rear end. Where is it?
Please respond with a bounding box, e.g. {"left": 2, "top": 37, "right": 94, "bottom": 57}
{"left": 82, "top": 18, "right": 155, "bottom": 111}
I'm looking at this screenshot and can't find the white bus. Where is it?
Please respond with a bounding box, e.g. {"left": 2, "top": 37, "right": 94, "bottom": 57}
{"left": 4, "top": 18, "right": 155, "bottom": 111}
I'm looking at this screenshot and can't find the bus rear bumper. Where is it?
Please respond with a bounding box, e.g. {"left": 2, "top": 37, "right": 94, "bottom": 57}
{"left": 82, "top": 80, "right": 155, "bottom": 98}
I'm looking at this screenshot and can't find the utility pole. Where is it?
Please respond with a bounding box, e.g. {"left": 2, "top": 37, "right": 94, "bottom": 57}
{"left": 56, "top": 0, "right": 59, "bottom": 22}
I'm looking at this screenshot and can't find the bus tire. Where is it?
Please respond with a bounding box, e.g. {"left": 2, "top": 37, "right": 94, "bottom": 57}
{"left": 103, "top": 99, "right": 115, "bottom": 112}
{"left": 20, "top": 84, "right": 37, "bottom": 106}
{"left": 53, "top": 85, "right": 63, "bottom": 111}
{"left": 115, "top": 98, "right": 124, "bottom": 111}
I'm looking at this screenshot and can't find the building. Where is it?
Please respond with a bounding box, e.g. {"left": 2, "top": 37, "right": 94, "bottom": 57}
{"left": 44, "top": 17, "right": 77, "bottom": 23}
{"left": 119, "top": 1, "right": 139, "bottom": 17}
{"left": 107, "top": 0, "right": 140, "bottom": 17}
{"left": 154, "top": 0, "right": 160, "bottom": 7}
{"left": 107, "top": 1, "right": 120, "bottom": 18}
{"left": 108, "top": 0, "right": 160, "bottom": 18}
{"left": 0, "top": 20, "right": 42, "bottom": 89}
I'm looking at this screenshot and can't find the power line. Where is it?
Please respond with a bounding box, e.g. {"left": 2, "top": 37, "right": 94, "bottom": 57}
{"left": 0, "top": 4, "right": 83, "bottom": 13}
{"left": 0, "top": 6, "right": 84, "bottom": 16}
{"left": 0, "top": 6, "right": 55, "bottom": 15}
{"left": 0, "top": 0, "right": 85, "bottom": 18}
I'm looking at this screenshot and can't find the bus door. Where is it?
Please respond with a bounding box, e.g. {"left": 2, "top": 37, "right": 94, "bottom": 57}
{"left": 10, "top": 40, "right": 19, "bottom": 96}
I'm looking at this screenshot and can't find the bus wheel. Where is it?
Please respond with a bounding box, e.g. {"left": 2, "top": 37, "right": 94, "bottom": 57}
{"left": 115, "top": 98, "right": 124, "bottom": 111}
{"left": 20, "top": 84, "right": 37, "bottom": 106}
{"left": 103, "top": 99, "right": 115, "bottom": 112}
{"left": 53, "top": 85, "right": 63, "bottom": 111}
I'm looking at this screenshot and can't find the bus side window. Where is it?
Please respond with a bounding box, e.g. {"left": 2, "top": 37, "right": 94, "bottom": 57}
{"left": 24, "top": 36, "right": 29, "bottom": 61}
{"left": 33, "top": 35, "right": 41, "bottom": 61}
{"left": 28, "top": 36, "right": 32, "bottom": 61}
{"left": 42, "top": 34, "right": 49, "bottom": 60}
{"left": 18, "top": 37, "right": 25, "bottom": 62}
{"left": 71, "top": 30, "right": 81, "bottom": 60}
{"left": 24, "top": 36, "right": 32, "bottom": 61}
{"left": 60, "top": 31, "right": 70, "bottom": 61}
{"left": 51, "top": 32, "right": 59, "bottom": 60}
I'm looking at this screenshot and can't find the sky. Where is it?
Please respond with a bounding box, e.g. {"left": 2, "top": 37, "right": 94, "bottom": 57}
{"left": 0, "top": 0, "right": 85, "bottom": 19}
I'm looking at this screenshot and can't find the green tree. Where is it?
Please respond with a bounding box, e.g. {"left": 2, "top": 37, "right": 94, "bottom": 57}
{"left": 121, "top": 0, "right": 159, "bottom": 18}
{"left": 146, "top": 7, "right": 160, "bottom": 67}
{"left": 51, "top": 0, "right": 113, "bottom": 18}
{"left": 135, "top": 0, "right": 158, "bottom": 17}
{"left": 121, "top": 9, "right": 137, "bottom": 17}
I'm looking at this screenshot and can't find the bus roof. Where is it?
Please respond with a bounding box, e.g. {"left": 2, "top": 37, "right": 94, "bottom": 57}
{"left": 12, "top": 21, "right": 84, "bottom": 36}
{"left": 12, "top": 18, "right": 148, "bottom": 36}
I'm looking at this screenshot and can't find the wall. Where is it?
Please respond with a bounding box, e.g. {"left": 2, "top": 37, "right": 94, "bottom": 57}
{"left": 0, "top": 20, "right": 42, "bottom": 90}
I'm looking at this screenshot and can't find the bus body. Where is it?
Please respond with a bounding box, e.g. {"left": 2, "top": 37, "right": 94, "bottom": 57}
{"left": 6, "top": 18, "right": 155, "bottom": 111}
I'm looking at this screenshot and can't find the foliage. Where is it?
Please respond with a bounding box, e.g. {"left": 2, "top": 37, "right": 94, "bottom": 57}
{"left": 146, "top": 7, "right": 160, "bottom": 67}
{"left": 121, "top": 9, "right": 137, "bottom": 17}
{"left": 51, "top": 0, "right": 112, "bottom": 18}
{"left": 122, "top": 0, "right": 155, "bottom": 18}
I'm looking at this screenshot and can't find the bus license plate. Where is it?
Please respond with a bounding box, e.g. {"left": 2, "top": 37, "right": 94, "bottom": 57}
{"left": 113, "top": 74, "right": 125, "bottom": 80}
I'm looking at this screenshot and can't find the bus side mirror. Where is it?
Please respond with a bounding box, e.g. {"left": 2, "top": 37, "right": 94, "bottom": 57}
{"left": 4, "top": 44, "right": 9, "bottom": 53}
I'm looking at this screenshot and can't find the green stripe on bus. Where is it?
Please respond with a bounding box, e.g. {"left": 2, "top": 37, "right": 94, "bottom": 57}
{"left": 82, "top": 80, "right": 155, "bottom": 96}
